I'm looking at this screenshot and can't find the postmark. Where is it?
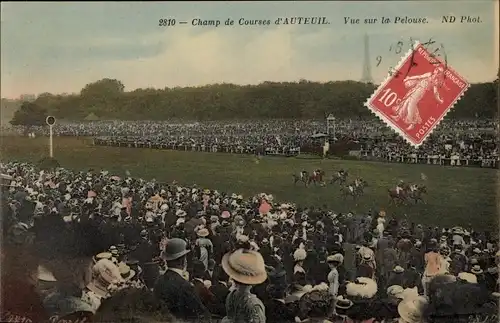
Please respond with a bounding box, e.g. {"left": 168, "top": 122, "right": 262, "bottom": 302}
{"left": 364, "top": 41, "right": 470, "bottom": 147}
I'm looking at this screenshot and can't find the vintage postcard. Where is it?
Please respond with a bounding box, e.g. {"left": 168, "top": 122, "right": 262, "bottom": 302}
{"left": 1, "top": 2, "right": 499, "bottom": 323}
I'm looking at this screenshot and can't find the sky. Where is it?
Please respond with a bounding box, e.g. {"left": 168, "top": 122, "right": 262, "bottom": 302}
{"left": 1, "top": 1, "right": 498, "bottom": 99}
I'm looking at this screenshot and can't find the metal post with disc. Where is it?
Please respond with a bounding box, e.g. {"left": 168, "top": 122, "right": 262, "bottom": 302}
{"left": 46, "top": 116, "right": 56, "bottom": 158}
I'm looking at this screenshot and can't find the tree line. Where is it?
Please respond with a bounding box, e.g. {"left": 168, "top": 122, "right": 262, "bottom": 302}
{"left": 9, "top": 77, "right": 498, "bottom": 125}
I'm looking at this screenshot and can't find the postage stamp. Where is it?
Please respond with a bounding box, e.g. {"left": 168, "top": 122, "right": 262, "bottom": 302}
{"left": 364, "top": 41, "right": 470, "bottom": 147}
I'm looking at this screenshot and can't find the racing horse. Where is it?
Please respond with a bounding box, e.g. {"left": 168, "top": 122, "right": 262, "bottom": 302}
{"left": 407, "top": 184, "right": 427, "bottom": 204}
{"left": 308, "top": 169, "right": 326, "bottom": 186}
{"left": 388, "top": 184, "right": 412, "bottom": 205}
{"left": 341, "top": 178, "right": 367, "bottom": 199}
{"left": 330, "top": 170, "right": 349, "bottom": 185}
{"left": 293, "top": 171, "right": 309, "bottom": 187}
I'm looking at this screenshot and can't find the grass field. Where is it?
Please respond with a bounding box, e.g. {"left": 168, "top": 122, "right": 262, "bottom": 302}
{"left": 2, "top": 136, "right": 498, "bottom": 231}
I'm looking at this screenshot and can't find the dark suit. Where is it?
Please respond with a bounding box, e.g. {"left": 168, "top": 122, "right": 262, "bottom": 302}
{"left": 209, "top": 281, "right": 230, "bottom": 317}
{"left": 154, "top": 269, "right": 210, "bottom": 321}
{"left": 192, "top": 278, "right": 217, "bottom": 309}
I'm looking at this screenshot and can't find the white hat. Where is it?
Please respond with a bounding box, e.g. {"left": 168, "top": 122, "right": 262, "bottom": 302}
{"left": 387, "top": 285, "right": 404, "bottom": 299}
{"left": 327, "top": 253, "right": 344, "bottom": 264}
{"left": 38, "top": 265, "right": 57, "bottom": 282}
{"left": 346, "top": 277, "right": 378, "bottom": 298}
{"left": 393, "top": 265, "right": 405, "bottom": 273}
{"left": 87, "top": 259, "right": 124, "bottom": 298}
{"left": 458, "top": 272, "right": 477, "bottom": 284}
{"left": 397, "top": 296, "right": 428, "bottom": 323}
{"left": 293, "top": 248, "right": 307, "bottom": 261}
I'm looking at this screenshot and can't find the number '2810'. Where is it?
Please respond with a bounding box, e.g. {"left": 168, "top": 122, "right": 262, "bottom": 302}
{"left": 159, "top": 18, "right": 176, "bottom": 27}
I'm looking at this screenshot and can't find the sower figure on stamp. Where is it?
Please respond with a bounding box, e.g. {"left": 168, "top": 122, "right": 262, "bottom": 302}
{"left": 391, "top": 66, "right": 445, "bottom": 130}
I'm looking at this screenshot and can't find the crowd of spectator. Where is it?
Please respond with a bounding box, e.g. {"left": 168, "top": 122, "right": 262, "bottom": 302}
{"left": 2, "top": 161, "right": 499, "bottom": 323}
{"left": 4, "top": 119, "right": 498, "bottom": 168}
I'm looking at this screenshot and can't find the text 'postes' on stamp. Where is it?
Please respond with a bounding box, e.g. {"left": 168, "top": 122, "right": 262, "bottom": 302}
{"left": 364, "top": 42, "right": 470, "bottom": 147}
{"left": 159, "top": 17, "right": 330, "bottom": 27}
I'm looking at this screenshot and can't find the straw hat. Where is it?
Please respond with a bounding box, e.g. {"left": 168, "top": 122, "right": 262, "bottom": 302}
{"left": 196, "top": 228, "right": 209, "bottom": 237}
{"left": 38, "top": 265, "right": 57, "bottom": 282}
{"left": 221, "top": 248, "right": 267, "bottom": 285}
{"left": 327, "top": 253, "right": 344, "bottom": 264}
{"left": 387, "top": 285, "right": 404, "bottom": 299}
{"left": 94, "top": 252, "right": 112, "bottom": 263}
{"left": 470, "top": 265, "right": 483, "bottom": 275}
{"left": 393, "top": 265, "right": 405, "bottom": 273}
{"left": 87, "top": 259, "right": 124, "bottom": 298}
{"left": 109, "top": 246, "right": 118, "bottom": 256}
{"left": 458, "top": 272, "right": 477, "bottom": 284}
{"left": 118, "top": 262, "right": 136, "bottom": 281}
{"left": 336, "top": 296, "right": 353, "bottom": 309}
{"left": 397, "top": 296, "right": 428, "bottom": 323}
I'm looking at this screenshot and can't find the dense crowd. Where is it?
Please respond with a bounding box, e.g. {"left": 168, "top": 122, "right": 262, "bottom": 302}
{"left": 2, "top": 161, "right": 499, "bottom": 323}
{"left": 4, "top": 119, "right": 498, "bottom": 168}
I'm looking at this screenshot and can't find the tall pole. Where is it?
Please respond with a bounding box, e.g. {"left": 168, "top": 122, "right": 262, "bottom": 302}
{"left": 46, "top": 116, "right": 56, "bottom": 158}
{"left": 49, "top": 125, "right": 54, "bottom": 158}
{"left": 333, "top": 120, "right": 336, "bottom": 139}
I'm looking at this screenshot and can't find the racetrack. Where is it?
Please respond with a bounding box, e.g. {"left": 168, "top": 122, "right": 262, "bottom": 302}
{"left": 2, "top": 136, "right": 498, "bottom": 230}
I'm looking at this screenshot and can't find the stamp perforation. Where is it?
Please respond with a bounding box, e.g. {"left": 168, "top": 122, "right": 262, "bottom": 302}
{"left": 363, "top": 41, "right": 470, "bottom": 148}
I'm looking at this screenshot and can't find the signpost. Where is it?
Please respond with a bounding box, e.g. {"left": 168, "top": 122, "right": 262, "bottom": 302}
{"left": 46, "top": 116, "right": 56, "bottom": 158}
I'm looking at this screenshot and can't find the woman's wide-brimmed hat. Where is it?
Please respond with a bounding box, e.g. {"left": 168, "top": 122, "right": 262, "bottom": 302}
{"left": 346, "top": 277, "right": 378, "bottom": 299}
{"left": 221, "top": 248, "right": 267, "bottom": 285}
{"left": 87, "top": 259, "right": 124, "bottom": 298}
{"left": 196, "top": 228, "right": 209, "bottom": 237}
{"left": 162, "top": 238, "right": 190, "bottom": 261}
{"left": 327, "top": 253, "right": 344, "bottom": 264}
{"left": 93, "top": 252, "right": 112, "bottom": 264}
{"left": 397, "top": 296, "right": 428, "bottom": 323}
{"left": 458, "top": 272, "right": 477, "bottom": 284}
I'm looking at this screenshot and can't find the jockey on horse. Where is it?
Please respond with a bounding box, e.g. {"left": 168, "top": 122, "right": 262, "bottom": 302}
{"left": 330, "top": 169, "right": 348, "bottom": 184}
{"left": 293, "top": 170, "right": 309, "bottom": 186}
{"left": 310, "top": 168, "right": 325, "bottom": 186}
{"left": 395, "top": 180, "right": 407, "bottom": 196}
{"left": 389, "top": 180, "right": 412, "bottom": 204}
{"left": 300, "top": 170, "right": 308, "bottom": 182}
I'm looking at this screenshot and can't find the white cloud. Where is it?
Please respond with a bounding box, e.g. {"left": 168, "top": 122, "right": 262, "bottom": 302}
{"left": 1, "top": 1, "right": 498, "bottom": 98}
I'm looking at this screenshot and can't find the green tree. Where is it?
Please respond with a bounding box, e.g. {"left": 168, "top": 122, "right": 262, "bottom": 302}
{"left": 10, "top": 101, "right": 48, "bottom": 126}
{"left": 80, "top": 78, "right": 125, "bottom": 98}
{"left": 31, "top": 78, "right": 497, "bottom": 121}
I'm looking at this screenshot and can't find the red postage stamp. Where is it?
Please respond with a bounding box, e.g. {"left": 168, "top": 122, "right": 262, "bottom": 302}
{"left": 364, "top": 41, "right": 470, "bottom": 147}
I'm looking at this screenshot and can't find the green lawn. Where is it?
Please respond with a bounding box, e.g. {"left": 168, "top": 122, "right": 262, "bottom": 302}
{"left": 2, "top": 136, "right": 498, "bottom": 230}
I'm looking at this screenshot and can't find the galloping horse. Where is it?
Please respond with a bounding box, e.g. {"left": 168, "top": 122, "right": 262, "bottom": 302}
{"left": 388, "top": 184, "right": 411, "bottom": 205}
{"left": 293, "top": 171, "right": 309, "bottom": 187}
{"left": 353, "top": 178, "right": 368, "bottom": 196}
{"left": 341, "top": 178, "right": 366, "bottom": 199}
{"left": 308, "top": 169, "right": 326, "bottom": 186}
{"left": 408, "top": 184, "right": 427, "bottom": 204}
{"left": 330, "top": 171, "right": 349, "bottom": 185}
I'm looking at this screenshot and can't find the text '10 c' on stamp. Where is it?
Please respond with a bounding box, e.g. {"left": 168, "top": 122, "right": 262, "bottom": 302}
{"left": 364, "top": 41, "right": 470, "bottom": 147}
